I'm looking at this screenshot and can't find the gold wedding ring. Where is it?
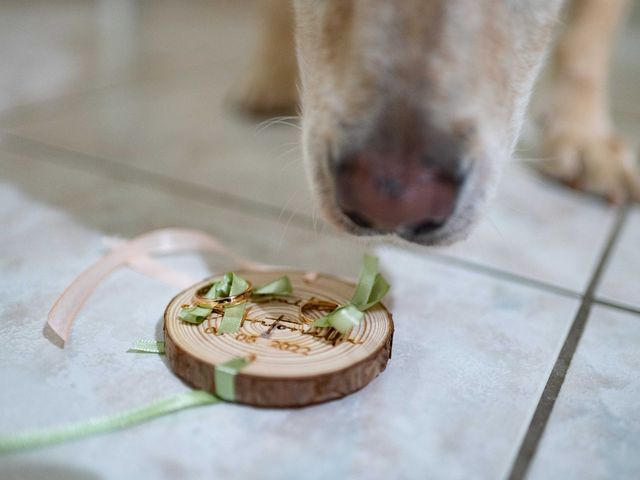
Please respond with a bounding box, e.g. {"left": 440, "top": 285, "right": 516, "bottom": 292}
{"left": 193, "top": 281, "right": 253, "bottom": 311}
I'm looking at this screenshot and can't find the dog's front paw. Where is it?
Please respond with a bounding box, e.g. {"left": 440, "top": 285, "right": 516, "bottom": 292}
{"left": 539, "top": 131, "right": 640, "bottom": 203}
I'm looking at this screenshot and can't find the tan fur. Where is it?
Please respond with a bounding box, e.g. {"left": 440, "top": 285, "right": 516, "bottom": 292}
{"left": 230, "top": 0, "right": 298, "bottom": 116}
{"left": 235, "top": 0, "right": 638, "bottom": 245}
{"left": 539, "top": 0, "right": 640, "bottom": 202}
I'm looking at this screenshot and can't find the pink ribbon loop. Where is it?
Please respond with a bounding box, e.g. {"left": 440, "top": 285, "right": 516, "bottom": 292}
{"left": 46, "top": 228, "right": 269, "bottom": 347}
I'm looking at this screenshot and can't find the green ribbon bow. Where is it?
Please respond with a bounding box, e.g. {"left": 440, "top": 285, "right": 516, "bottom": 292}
{"left": 313, "top": 255, "right": 389, "bottom": 334}
{"left": 179, "top": 273, "right": 292, "bottom": 333}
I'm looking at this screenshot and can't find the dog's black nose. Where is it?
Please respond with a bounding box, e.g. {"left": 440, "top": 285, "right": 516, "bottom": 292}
{"left": 335, "top": 153, "right": 465, "bottom": 234}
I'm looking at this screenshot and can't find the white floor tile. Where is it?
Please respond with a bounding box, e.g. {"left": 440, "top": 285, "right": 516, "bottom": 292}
{"left": 440, "top": 162, "right": 617, "bottom": 292}
{"left": 528, "top": 305, "right": 640, "bottom": 480}
{"left": 0, "top": 0, "right": 255, "bottom": 118}
{"left": 597, "top": 206, "right": 640, "bottom": 310}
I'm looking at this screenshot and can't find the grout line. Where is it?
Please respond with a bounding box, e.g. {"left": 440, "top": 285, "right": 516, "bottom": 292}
{"left": 507, "top": 204, "right": 629, "bottom": 480}
{"left": 0, "top": 131, "right": 596, "bottom": 304}
{"left": 0, "top": 131, "right": 317, "bottom": 230}
{"left": 425, "top": 252, "right": 582, "bottom": 299}
{"left": 592, "top": 298, "right": 640, "bottom": 316}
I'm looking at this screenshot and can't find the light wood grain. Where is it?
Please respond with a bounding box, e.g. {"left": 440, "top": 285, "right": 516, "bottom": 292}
{"left": 164, "top": 270, "right": 394, "bottom": 407}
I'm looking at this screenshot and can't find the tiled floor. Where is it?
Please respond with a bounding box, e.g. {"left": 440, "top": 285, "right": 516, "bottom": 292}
{"left": 0, "top": 2, "right": 638, "bottom": 480}
{"left": 527, "top": 306, "right": 640, "bottom": 480}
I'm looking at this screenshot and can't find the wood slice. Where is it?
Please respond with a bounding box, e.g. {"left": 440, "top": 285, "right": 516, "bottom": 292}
{"left": 164, "top": 269, "right": 394, "bottom": 407}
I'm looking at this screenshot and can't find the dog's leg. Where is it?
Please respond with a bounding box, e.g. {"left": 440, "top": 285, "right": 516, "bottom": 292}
{"left": 540, "top": 0, "right": 639, "bottom": 202}
{"left": 229, "top": 0, "right": 298, "bottom": 116}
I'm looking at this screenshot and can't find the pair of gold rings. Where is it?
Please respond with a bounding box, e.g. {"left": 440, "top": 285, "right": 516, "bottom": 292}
{"left": 192, "top": 281, "right": 254, "bottom": 312}
{"left": 193, "top": 282, "right": 338, "bottom": 329}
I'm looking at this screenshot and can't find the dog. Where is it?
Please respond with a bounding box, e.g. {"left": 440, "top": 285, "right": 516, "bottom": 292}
{"left": 233, "top": 0, "right": 639, "bottom": 246}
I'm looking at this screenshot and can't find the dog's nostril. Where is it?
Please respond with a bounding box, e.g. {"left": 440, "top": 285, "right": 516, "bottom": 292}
{"left": 407, "top": 220, "right": 444, "bottom": 236}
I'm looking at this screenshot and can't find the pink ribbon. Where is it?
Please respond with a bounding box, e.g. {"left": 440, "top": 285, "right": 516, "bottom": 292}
{"left": 46, "top": 228, "right": 270, "bottom": 347}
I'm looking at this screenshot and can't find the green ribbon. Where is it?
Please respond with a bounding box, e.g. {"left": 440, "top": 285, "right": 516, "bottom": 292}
{"left": 313, "top": 255, "right": 389, "bottom": 334}
{"left": 216, "top": 273, "right": 251, "bottom": 334}
{"left": 179, "top": 274, "right": 292, "bottom": 333}
{"left": 0, "top": 353, "right": 255, "bottom": 453}
{"left": 214, "top": 356, "right": 254, "bottom": 401}
{"left": 178, "top": 306, "right": 213, "bottom": 324}
{"left": 128, "top": 340, "right": 165, "bottom": 354}
{"left": 253, "top": 275, "right": 292, "bottom": 295}
{"left": 206, "top": 272, "right": 235, "bottom": 299}
{"left": 0, "top": 390, "right": 219, "bottom": 454}
{"left": 126, "top": 344, "right": 252, "bottom": 402}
